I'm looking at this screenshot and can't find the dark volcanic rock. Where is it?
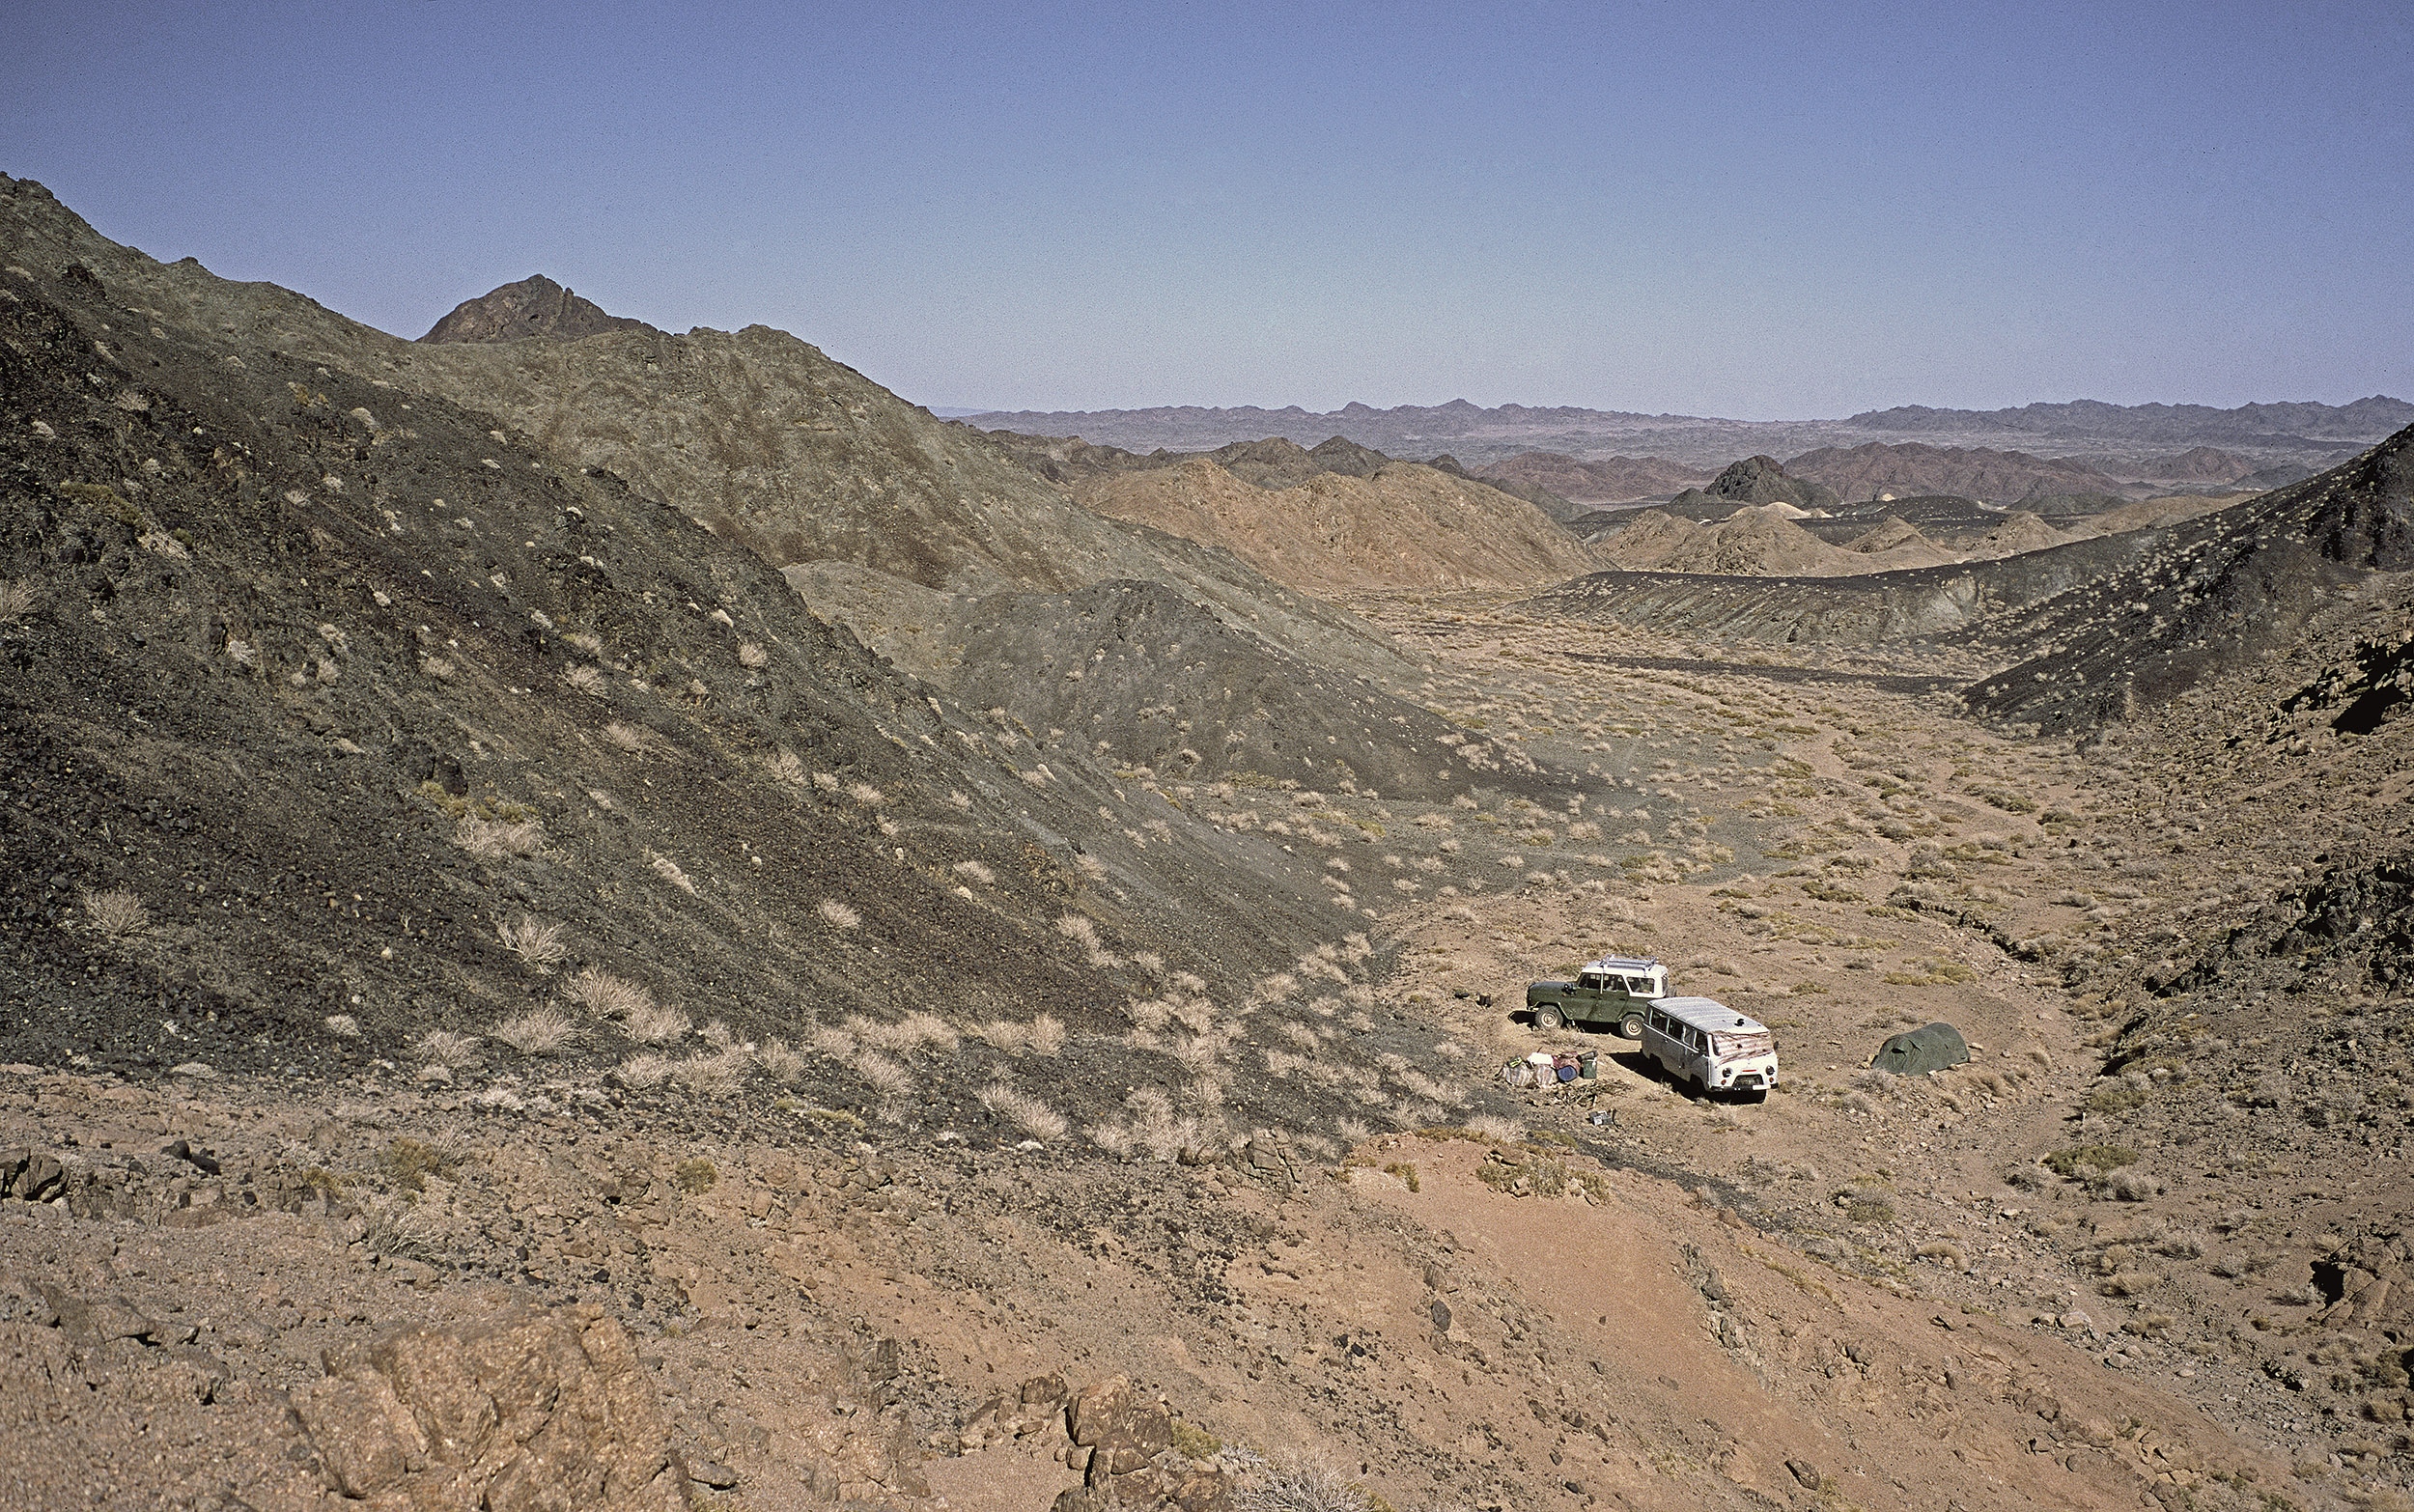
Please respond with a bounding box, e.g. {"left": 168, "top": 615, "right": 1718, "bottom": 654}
{"left": 419, "top": 274, "right": 656, "bottom": 344}
{"left": 1699, "top": 455, "right": 1839, "bottom": 512}
{"left": 1964, "top": 424, "right": 2414, "bottom": 732}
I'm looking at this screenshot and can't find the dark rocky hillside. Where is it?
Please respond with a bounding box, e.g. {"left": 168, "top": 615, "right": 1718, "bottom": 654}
{"left": 1782, "top": 440, "right": 2125, "bottom": 506}
{"left": 0, "top": 207, "right": 1431, "bottom": 1140}
{"left": 1678, "top": 454, "right": 1839, "bottom": 513}
{"left": 1965, "top": 425, "right": 2414, "bottom": 731}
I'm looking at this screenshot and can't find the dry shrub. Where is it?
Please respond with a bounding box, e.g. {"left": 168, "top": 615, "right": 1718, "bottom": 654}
{"left": 979, "top": 1081, "right": 1069, "bottom": 1142}
{"left": 495, "top": 914, "right": 567, "bottom": 971}
{"left": 1057, "top": 912, "right": 1120, "bottom": 967}
{"left": 359, "top": 1197, "right": 442, "bottom": 1262}
{"left": 413, "top": 1029, "right": 482, "bottom": 1070}
{"left": 896, "top": 1010, "right": 960, "bottom": 1051}
{"left": 819, "top": 898, "right": 860, "bottom": 930}
{"left": 624, "top": 1001, "right": 691, "bottom": 1045}
{"left": 851, "top": 1012, "right": 956, "bottom": 1054}
{"left": 648, "top": 853, "right": 696, "bottom": 893}
{"left": 770, "top": 750, "right": 808, "bottom": 786}
{"left": 456, "top": 816, "right": 543, "bottom": 859}
{"left": 563, "top": 630, "right": 604, "bottom": 657}
{"left": 0, "top": 579, "right": 38, "bottom": 624}
{"left": 1915, "top": 1240, "right": 1969, "bottom": 1271}
{"left": 568, "top": 968, "right": 652, "bottom": 1021}
{"left": 78, "top": 887, "right": 150, "bottom": 940}
{"left": 808, "top": 1023, "right": 857, "bottom": 1059}
{"left": 1027, "top": 1013, "right": 1066, "bottom": 1055}
{"left": 847, "top": 781, "right": 884, "bottom": 806}
{"left": 491, "top": 1007, "right": 575, "bottom": 1056}
{"left": 563, "top": 663, "right": 606, "bottom": 697}
{"left": 1463, "top": 1113, "right": 1523, "bottom": 1144}
{"left": 737, "top": 640, "right": 768, "bottom": 668}
{"left": 675, "top": 1045, "right": 753, "bottom": 1098}
{"left": 952, "top": 859, "right": 995, "bottom": 885}
{"left": 856, "top": 1050, "right": 912, "bottom": 1099}
{"left": 617, "top": 1053, "right": 673, "bottom": 1089}
{"left": 971, "top": 1019, "right": 1031, "bottom": 1052}
{"left": 756, "top": 1038, "right": 806, "bottom": 1081}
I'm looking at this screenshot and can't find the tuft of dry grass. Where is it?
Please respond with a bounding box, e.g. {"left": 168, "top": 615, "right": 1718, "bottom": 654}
{"left": 647, "top": 852, "right": 696, "bottom": 893}
{"left": 1464, "top": 1113, "right": 1524, "bottom": 1144}
{"left": 323, "top": 1014, "right": 361, "bottom": 1037}
{"left": 809, "top": 1023, "right": 857, "bottom": 1059}
{"left": 819, "top": 898, "right": 860, "bottom": 930}
{"left": 737, "top": 640, "right": 768, "bottom": 668}
{"left": 979, "top": 1080, "right": 1069, "bottom": 1142}
{"left": 495, "top": 914, "right": 567, "bottom": 972}
{"left": 847, "top": 781, "right": 884, "bottom": 807}
{"left": 624, "top": 1001, "right": 691, "bottom": 1045}
{"left": 856, "top": 1050, "right": 913, "bottom": 1100}
{"left": 563, "top": 663, "right": 606, "bottom": 697}
{"left": 675, "top": 1045, "right": 753, "bottom": 1098}
{"left": 616, "top": 1053, "right": 673, "bottom": 1088}
{"left": 757, "top": 1038, "right": 806, "bottom": 1081}
{"left": 1057, "top": 912, "right": 1120, "bottom": 967}
{"left": 770, "top": 750, "right": 808, "bottom": 786}
{"left": 455, "top": 816, "right": 543, "bottom": 860}
{"left": 567, "top": 968, "right": 652, "bottom": 1021}
{"left": 952, "top": 858, "right": 995, "bottom": 885}
{"left": 78, "top": 887, "right": 150, "bottom": 940}
{"left": 491, "top": 1007, "right": 575, "bottom": 1056}
{"left": 413, "top": 1029, "right": 482, "bottom": 1070}
{"left": 0, "top": 579, "right": 38, "bottom": 624}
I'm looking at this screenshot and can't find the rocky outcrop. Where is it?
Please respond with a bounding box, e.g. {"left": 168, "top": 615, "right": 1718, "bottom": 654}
{"left": 1701, "top": 455, "right": 1839, "bottom": 512}
{"left": 419, "top": 274, "right": 656, "bottom": 344}
{"left": 289, "top": 1303, "right": 688, "bottom": 1509}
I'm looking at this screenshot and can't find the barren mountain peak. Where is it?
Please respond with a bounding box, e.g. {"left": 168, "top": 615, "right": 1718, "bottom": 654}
{"left": 418, "top": 272, "right": 657, "bottom": 343}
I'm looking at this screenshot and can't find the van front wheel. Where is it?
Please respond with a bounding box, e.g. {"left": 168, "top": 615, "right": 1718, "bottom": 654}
{"left": 1534, "top": 1005, "right": 1565, "bottom": 1031}
{"left": 1617, "top": 1011, "right": 1644, "bottom": 1040}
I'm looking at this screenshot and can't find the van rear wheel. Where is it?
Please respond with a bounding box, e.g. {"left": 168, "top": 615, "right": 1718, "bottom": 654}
{"left": 1534, "top": 1005, "right": 1565, "bottom": 1031}
{"left": 1617, "top": 1011, "right": 1644, "bottom": 1040}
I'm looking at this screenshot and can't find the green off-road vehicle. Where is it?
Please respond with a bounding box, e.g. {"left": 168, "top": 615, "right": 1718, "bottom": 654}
{"left": 1525, "top": 955, "right": 1669, "bottom": 1038}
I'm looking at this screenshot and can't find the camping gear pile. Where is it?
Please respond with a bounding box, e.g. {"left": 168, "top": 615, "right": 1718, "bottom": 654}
{"left": 1502, "top": 1050, "right": 1597, "bottom": 1088}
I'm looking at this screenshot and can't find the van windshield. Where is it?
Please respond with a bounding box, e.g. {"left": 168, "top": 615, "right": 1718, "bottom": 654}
{"left": 1711, "top": 1030, "right": 1774, "bottom": 1060}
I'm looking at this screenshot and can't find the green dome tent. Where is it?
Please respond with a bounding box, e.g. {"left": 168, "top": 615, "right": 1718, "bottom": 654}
{"left": 1870, "top": 1022, "right": 1970, "bottom": 1076}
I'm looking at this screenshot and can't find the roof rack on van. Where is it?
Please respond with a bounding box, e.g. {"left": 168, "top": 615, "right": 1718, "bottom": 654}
{"left": 1654, "top": 995, "right": 1769, "bottom": 1034}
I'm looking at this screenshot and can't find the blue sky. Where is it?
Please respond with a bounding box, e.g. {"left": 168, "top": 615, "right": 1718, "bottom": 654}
{"left": 5, "top": 1, "right": 2407, "bottom": 417}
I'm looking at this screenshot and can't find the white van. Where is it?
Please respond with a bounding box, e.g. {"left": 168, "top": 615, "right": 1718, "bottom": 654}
{"left": 1642, "top": 996, "right": 1778, "bottom": 1100}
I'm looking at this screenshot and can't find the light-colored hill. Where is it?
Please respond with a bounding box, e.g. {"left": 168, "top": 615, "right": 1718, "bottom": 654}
{"left": 1075, "top": 457, "right": 1601, "bottom": 594}
{"left": 1598, "top": 505, "right": 1959, "bottom": 576}
{"left": 1475, "top": 451, "right": 1709, "bottom": 503}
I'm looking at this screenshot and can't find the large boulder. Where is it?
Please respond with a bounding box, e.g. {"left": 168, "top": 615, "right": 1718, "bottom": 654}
{"left": 1869, "top": 1022, "right": 1970, "bottom": 1076}
{"left": 289, "top": 1302, "right": 688, "bottom": 1510}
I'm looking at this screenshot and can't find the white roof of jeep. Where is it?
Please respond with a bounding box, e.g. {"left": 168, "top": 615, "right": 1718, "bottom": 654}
{"left": 1654, "top": 996, "right": 1768, "bottom": 1035}
{"left": 1581, "top": 956, "right": 1663, "bottom": 976}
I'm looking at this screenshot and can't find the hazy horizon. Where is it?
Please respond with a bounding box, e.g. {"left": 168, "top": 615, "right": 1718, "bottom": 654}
{"left": 6, "top": 1, "right": 2407, "bottom": 421}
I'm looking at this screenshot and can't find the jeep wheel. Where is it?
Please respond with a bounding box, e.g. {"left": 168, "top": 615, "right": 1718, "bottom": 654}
{"left": 1534, "top": 1005, "right": 1565, "bottom": 1031}
{"left": 1617, "top": 1011, "right": 1644, "bottom": 1040}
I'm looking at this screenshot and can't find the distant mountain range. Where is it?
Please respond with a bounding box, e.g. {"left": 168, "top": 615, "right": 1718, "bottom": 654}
{"left": 962, "top": 395, "right": 2412, "bottom": 474}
